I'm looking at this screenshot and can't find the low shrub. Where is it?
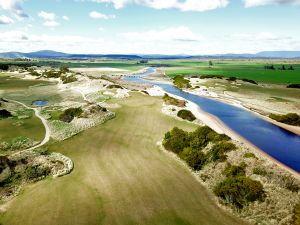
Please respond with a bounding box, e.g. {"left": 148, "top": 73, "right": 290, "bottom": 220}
{"left": 213, "top": 176, "right": 265, "bottom": 208}
{"left": 277, "top": 175, "right": 300, "bottom": 192}
{"left": 177, "top": 109, "right": 196, "bottom": 122}
{"left": 287, "top": 84, "right": 300, "bottom": 89}
{"left": 243, "top": 153, "right": 257, "bottom": 159}
{"left": 173, "top": 76, "right": 191, "bottom": 89}
{"left": 207, "top": 141, "right": 237, "bottom": 162}
{"left": 25, "top": 165, "right": 50, "bottom": 180}
{"left": 61, "top": 75, "right": 77, "bottom": 84}
{"left": 0, "top": 109, "right": 12, "bottom": 119}
{"left": 253, "top": 167, "right": 267, "bottom": 176}
{"left": 179, "top": 147, "right": 206, "bottom": 170}
{"left": 163, "top": 126, "right": 237, "bottom": 173}
{"left": 223, "top": 163, "right": 246, "bottom": 178}
{"left": 241, "top": 79, "right": 258, "bottom": 85}
{"left": 0, "top": 172, "right": 22, "bottom": 187}
{"left": 107, "top": 84, "right": 123, "bottom": 89}
{"left": 200, "top": 75, "right": 224, "bottom": 79}
{"left": 59, "top": 107, "right": 83, "bottom": 123}
{"left": 163, "top": 94, "right": 186, "bottom": 107}
{"left": 269, "top": 113, "right": 300, "bottom": 126}
{"left": 293, "top": 202, "right": 300, "bottom": 225}
{"left": 227, "top": 77, "right": 237, "bottom": 81}
{"left": 163, "top": 127, "right": 189, "bottom": 154}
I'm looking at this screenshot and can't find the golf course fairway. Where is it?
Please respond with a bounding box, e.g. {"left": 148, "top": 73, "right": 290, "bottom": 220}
{"left": 0, "top": 93, "right": 246, "bottom": 225}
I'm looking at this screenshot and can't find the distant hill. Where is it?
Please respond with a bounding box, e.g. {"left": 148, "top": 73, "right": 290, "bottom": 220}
{"left": 255, "top": 51, "right": 300, "bottom": 58}
{"left": 0, "top": 50, "right": 300, "bottom": 59}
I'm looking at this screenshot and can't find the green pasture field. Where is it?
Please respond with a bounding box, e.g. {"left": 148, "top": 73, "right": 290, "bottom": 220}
{"left": 156, "top": 60, "right": 300, "bottom": 84}
{"left": 0, "top": 93, "right": 246, "bottom": 225}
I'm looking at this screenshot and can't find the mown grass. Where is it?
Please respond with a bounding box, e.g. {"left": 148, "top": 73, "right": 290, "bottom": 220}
{"left": 0, "top": 93, "right": 246, "bottom": 225}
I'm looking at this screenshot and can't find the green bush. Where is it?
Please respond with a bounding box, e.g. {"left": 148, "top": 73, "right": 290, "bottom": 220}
{"left": 207, "top": 141, "right": 237, "bottom": 162}
{"left": 173, "top": 76, "right": 191, "bottom": 89}
{"left": 200, "top": 75, "right": 224, "bottom": 79}
{"left": 241, "top": 79, "right": 258, "bottom": 85}
{"left": 287, "top": 84, "right": 300, "bottom": 89}
{"left": 243, "top": 153, "right": 257, "bottom": 159}
{"left": 0, "top": 172, "right": 22, "bottom": 187}
{"left": 42, "top": 69, "right": 62, "bottom": 78}
{"left": 59, "top": 107, "right": 83, "bottom": 123}
{"left": 163, "top": 127, "right": 189, "bottom": 154}
{"left": 253, "top": 167, "right": 267, "bottom": 176}
{"left": 163, "top": 94, "right": 186, "bottom": 107}
{"left": 0, "top": 109, "right": 12, "bottom": 119}
{"left": 269, "top": 113, "right": 300, "bottom": 126}
{"left": 25, "top": 165, "right": 50, "bottom": 180}
{"left": 61, "top": 75, "right": 77, "bottom": 84}
{"left": 177, "top": 109, "right": 196, "bottom": 122}
{"left": 179, "top": 147, "right": 206, "bottom": 170}
{"left": 223, "top": 163, "right": 246, "bottom": 178}
{"left": 213, "top": 176, "right": 265, "bottom": 208}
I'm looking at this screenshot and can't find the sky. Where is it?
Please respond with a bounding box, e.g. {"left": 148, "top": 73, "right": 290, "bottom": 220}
{"left": 0, "top": 0, "right": 299, "bottom": 55}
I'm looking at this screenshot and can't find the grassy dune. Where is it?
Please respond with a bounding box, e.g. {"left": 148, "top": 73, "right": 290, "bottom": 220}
{"left": 0, "top": 93, "right": 246, "bottom": 225}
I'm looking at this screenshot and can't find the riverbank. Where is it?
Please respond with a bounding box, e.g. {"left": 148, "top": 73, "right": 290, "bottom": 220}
{"left": 182, "top": 88, "right": 300, "bottom": 136}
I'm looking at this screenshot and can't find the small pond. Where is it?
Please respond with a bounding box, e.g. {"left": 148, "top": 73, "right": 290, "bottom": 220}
{"left": 32, "top": 100, "right": 49, "bottom": 107}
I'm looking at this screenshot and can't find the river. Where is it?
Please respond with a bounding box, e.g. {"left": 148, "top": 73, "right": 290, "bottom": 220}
{"left": 123, "top": 67, "right": 300, "bottom": 172}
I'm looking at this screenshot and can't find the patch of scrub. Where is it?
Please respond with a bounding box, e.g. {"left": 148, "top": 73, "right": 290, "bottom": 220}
{"left": 0, "top": 147, "right": 73, "bottom": 203}
{"left": 49, "top": 104, "right": 116, "bottom": 141}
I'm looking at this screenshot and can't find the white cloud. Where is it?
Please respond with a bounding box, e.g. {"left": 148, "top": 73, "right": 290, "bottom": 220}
{"left": 62, "top": 15, "right": 69, "bottom": 21}
{"left": 38, "top": 11, "right": 55, "bottom": 21}
{"left": 89, "top": 11, "right": 116, "bottom": 19}
{"left": 0, "top": 0, "right": 28, "bottom": 18}
{"left": 0, "top": 15, "right": 14, "bottom": 24}
{"left": 0, "top": 30, "right": 28, "bottom": 42}
{"left": 98, "top": 27, "right": 104, "bottom": 31}
{"left": 122, "top": 26, "right": 202, "bottom": 42}
{"left": 38, "top": 11, "right": 60, "bottom": 27}
{"left": 244, "top": 0, "right": 300, "bottom": 7}
{"left": 232, "top": 32, "right": 291, "bottom": 41}
{"left": 90, "top": 0, "right": 229, "bottom": 11}
{"left": 43, "top": 20, "right": 60, "bottom": 27}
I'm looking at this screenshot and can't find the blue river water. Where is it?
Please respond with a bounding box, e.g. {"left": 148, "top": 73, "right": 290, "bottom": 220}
{"left": 124, "top": 68, "right": 300, "bottom": 172}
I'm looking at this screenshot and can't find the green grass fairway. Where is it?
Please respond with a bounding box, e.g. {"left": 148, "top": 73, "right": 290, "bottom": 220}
{"left": 0, "top": 93, "right": 246, "bottom": 225}
{"left": 160, "top": 60, "right": 300, "bottom": 84}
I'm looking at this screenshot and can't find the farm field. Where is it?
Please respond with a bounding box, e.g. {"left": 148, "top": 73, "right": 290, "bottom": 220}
{"left": 157, "top": 60, "right": 300, "bottom": 84}
{"left": 2, "top": 59, "right": 300, "bottom": 84}
{"left": 0, "top": 93, "right": 246, "bottom": 225}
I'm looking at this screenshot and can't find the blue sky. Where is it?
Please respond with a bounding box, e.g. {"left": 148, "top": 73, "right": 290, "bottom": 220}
{"left": 0, "top": 0, "right": 299, "bottom": 54}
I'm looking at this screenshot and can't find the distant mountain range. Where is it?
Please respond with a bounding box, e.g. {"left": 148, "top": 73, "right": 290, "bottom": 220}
{"left": 0, "top": 50, "right": 300, "bottom": 59}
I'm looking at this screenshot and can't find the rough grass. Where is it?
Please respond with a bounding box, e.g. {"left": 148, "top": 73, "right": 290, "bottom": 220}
{"left": 0, "top": 93, "right": 246, "bottom": 225}
{"left": 0, "top": 115, "right": 44, "bottom": 148}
